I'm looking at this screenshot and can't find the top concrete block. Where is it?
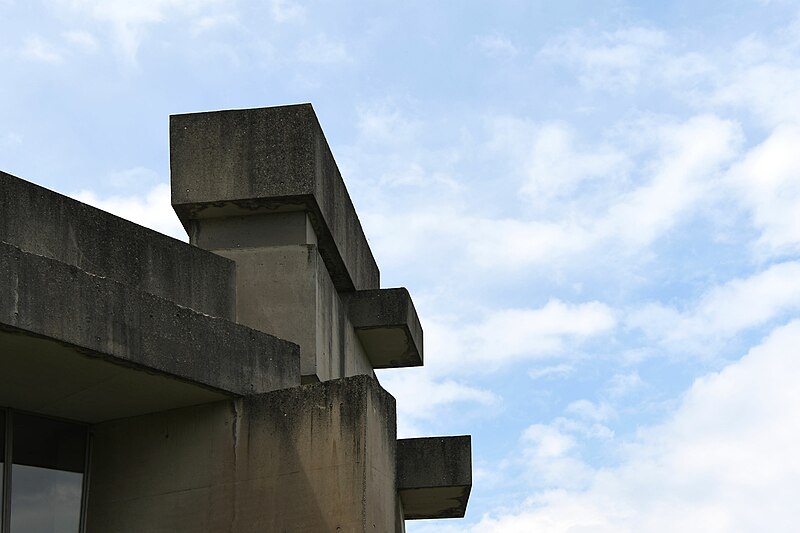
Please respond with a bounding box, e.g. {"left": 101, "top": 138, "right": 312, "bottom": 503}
{"left": 0, "top": 171, "right": 236, "bottom": 320}
{"left": 170, "top": 104, "right": 380, "bottom": 292}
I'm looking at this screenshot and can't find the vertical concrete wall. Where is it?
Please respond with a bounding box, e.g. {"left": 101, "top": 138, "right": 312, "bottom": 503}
{"left": 214, "top": 244, "right": 374, "bottom": 382}
{"left": 85, "top": 375, "right": 399, "bottom": 533}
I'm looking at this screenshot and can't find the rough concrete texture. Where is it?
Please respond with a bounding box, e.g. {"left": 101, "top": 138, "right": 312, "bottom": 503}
{"left": 170, "top": 103, "right": 380, "bottom": 292}
{"left": 0, "top": 241, "right": 300, "bottom": 397}
{"left": 343, "top": 288, "right": 423, "bottom": 368}
{"left": 396, "top": 436, "right": 472, "bottom": 519}
{"left": 189, "top": 211, "right": 318, "bottom": 250}
{"left": 86, "top": 375, "right": 400, "bottom": 533}
{"left": 216, "top": 244, "right": 374, "bottom": 382}
{"left": 0, "top": 170, "right": 236, "bottom": 319}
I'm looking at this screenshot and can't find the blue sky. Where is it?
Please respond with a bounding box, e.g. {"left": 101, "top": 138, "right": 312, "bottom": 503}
{"left": 3, "top": 1, "right": 800, "bottom": 531}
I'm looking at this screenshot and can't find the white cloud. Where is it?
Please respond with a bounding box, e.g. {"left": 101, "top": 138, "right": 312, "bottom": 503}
{"left": 522, "top": 123, "right": 629, "bottom": 205}
{"left": 73, "top": 182, "right": 186, "bottom": 240}
{"left": 727, "top": 126, "right": 800, "bottom": 256}
{"left": 1, "top": 132, "right": 23, "bottom": 148}
{"left": 540, "top": 27, "right": 669, "bottom": 89}
{"left": 475, "top": 33, "right": 519, "bottom": 58}
{"left": 63, "top": 30, "right": 97, "bottom": 51}
{"left": 449, "top": 320, "right": 800, "bottom": 533}
{"left": 629, "top": 261, "right": 800, "bottom": 353}
{"left": 49, "top": 0, "right": 229, "bottom": 63}
{"left": 296, "top": 34, "right": 352, "bottom": 65}
{"left": 364, "top": 114, "right": 740, "bottom": 275}
{"left": 21, "top": 35, "right": 63, "bottom": 63}
{"left": 528, "top": 364, "right": 574, "bottom": 381}
{"left": 425, "top": 299, "right": 616, "bottom": 374}
{"left": 191, "top": 13, "right": 238, "bottom": 34}
{"left": 269, "top": 0, "right": 305, "bottom": 23}
{"left": 378, "top": 370, "right": 498, "bottom": 437}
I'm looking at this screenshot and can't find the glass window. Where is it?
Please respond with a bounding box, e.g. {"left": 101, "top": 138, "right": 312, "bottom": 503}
{"left": 10, "top": 413, "right": 86, "bottom": 533}
{"left": 1, "top": 410, "right": 5, "bottom": 528}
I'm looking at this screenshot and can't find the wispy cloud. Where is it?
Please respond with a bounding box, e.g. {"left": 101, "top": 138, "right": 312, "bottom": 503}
{"left": 629, "top": 261, "right": 800, "bottom": 354}
{"left": 434, "top": 320, "right": 800, "bottom": 532}
{"left": 21, "top": 35, "right": 63, "bottom": 63}
{"left": 73, "top": 181, "right": 186, "bottom": 240}
{"left": 475, "top": 33, "right": 519, "bottom": 58}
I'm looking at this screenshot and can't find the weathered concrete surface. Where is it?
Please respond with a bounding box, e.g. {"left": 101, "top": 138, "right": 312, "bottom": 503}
{"left": 0, "top": 241, "right": 300, "bottom": 397}
{"left": 86, "top": 375, "right": 400, "bottom": 532}
{"left": 343, "top": 288, "right": 423, "bottom": 368}
{"left": 170, "top": 103, "right": 380, "bottom": 292}
{"left": 216, "top": 244, "right": 374, "bottom": 382}
{"left": 0, "top": 328, "right": 230, "bottom": 423}
{"left": 0, "top": 170, "right": 235, "bottom": 319}
{"left": 396, "top": 436, "right": 472, "bottom": 519}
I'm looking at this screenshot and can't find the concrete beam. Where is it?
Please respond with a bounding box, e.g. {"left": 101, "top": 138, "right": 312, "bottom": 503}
{"left": 0, "top": 241, "right": 300, "bottom": 398}
{"left": 0, "top": 170, "right": 236, "bottom": 320}
{"left": 344, "top": 288, "right": 423, "bottom": 369}
{"left": 170, "top": 103, "right": 380, "bottom": 292}
{"left": 396, "top": 436, "right": 472, "bottom": 520}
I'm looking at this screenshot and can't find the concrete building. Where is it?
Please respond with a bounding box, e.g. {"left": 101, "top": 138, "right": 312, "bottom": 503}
{"left": 0, "top": 104, "right": 472, "bottom": 532}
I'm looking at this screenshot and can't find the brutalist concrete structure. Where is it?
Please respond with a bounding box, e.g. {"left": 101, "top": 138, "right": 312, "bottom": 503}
{"left": 0, "top": 103, "right": 471, "bottom": 532}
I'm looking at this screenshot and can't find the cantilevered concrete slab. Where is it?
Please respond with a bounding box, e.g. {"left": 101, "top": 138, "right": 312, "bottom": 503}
{"left": 1, "top": 171, "right": 236, "bottom": 320}
{"left": 0, "top": 242, "right": 300, "bottom": 402}
{"left": 396, "top": 436, "right": 472, "bottom": 519}
{"left": 344, "top": 288, "right": 423, "bottom": 368}
{"left": 170, "top": 104, "right": 379, "bottom": 292}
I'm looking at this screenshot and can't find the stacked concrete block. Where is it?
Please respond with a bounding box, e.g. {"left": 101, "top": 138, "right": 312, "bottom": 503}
{"left": 0, "top": 103, "right": 471, "bottom": 532}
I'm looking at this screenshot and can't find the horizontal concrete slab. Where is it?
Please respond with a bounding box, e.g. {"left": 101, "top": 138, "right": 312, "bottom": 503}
{"left": 0, "top": 170, "right": 236, "bottom": 319}
{"left": 344, "top": 288, "right": 423, "bottom": 369}
{"left": 0, "top": 329, "right": 229, "bottom": 423}
{"left": 0, "top": 241, "right": 300, "bottom": 401}
{"left": 170, "top": 103, "right": 380, "bottom": 292}
{"left": 396, "top": 436, "right": 472, "bottom": 519}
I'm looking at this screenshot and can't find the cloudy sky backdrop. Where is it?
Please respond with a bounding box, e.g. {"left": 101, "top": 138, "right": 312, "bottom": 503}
{"left": 3, "top": 1, "right": 800, "bottom": 531}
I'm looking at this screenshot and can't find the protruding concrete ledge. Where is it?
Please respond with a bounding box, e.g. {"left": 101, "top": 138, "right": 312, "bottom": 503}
{"left": 396, "top": 436, "right": 472, "bottom": 520}
{"left": 170, "top": 103, "right": 380, "bottom": 292}
{"left": 343, "top": 288, "right": 423, "bottom": 369}
{"left": 0, "top": 170, "right": 236, "bottom": 320}
{"left": 0, "top": 241, "right": 300, "bottom": 399}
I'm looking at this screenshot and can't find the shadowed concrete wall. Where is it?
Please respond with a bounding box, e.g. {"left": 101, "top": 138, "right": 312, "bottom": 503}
{"left": 85, "top": 375, "right": 400, "bottom": 533}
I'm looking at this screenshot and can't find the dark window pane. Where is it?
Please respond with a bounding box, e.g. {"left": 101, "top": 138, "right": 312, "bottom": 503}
{"left": 12, "top": 414, "right": 86, "bottom": 474}
{"left": 1, "top": 408, "right": 6, "bottom": 456}
{"left": 1, "top": 409, "right": 5, "bottom": 527}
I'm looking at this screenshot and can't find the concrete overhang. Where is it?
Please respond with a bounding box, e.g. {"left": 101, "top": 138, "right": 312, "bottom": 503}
{"left": 170, "top": 103, "right": 380, "bottom": 292}
{"left": 0, "top": 171, "right": 236, "bottom": 320}
{"left": 0, "top": 241, "right": 300, "bottom": 422}
{"left": 396, "top": 436, "right": 472, "bottom": 519}
{"left": 343, "top": 288, "right": 423, "bottom": 369}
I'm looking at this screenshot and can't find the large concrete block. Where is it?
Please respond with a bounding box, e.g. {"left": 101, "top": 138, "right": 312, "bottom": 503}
{"left": 170, "top": 104, "right": 380, "bottom": 292}
{"left": 86, "top": 375, "right": 400, "bottom": 533}
{"left": 396, "top": 436, "right": 472, "bottom": 519}
{"left": 0, "top": 241, "right": 300, "bottom": 400}
{"left": 0, "top": 170, "right": 236, "bottom": 319}
{"left": 343, "top": 288, "right": 423, "bottom": 369}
